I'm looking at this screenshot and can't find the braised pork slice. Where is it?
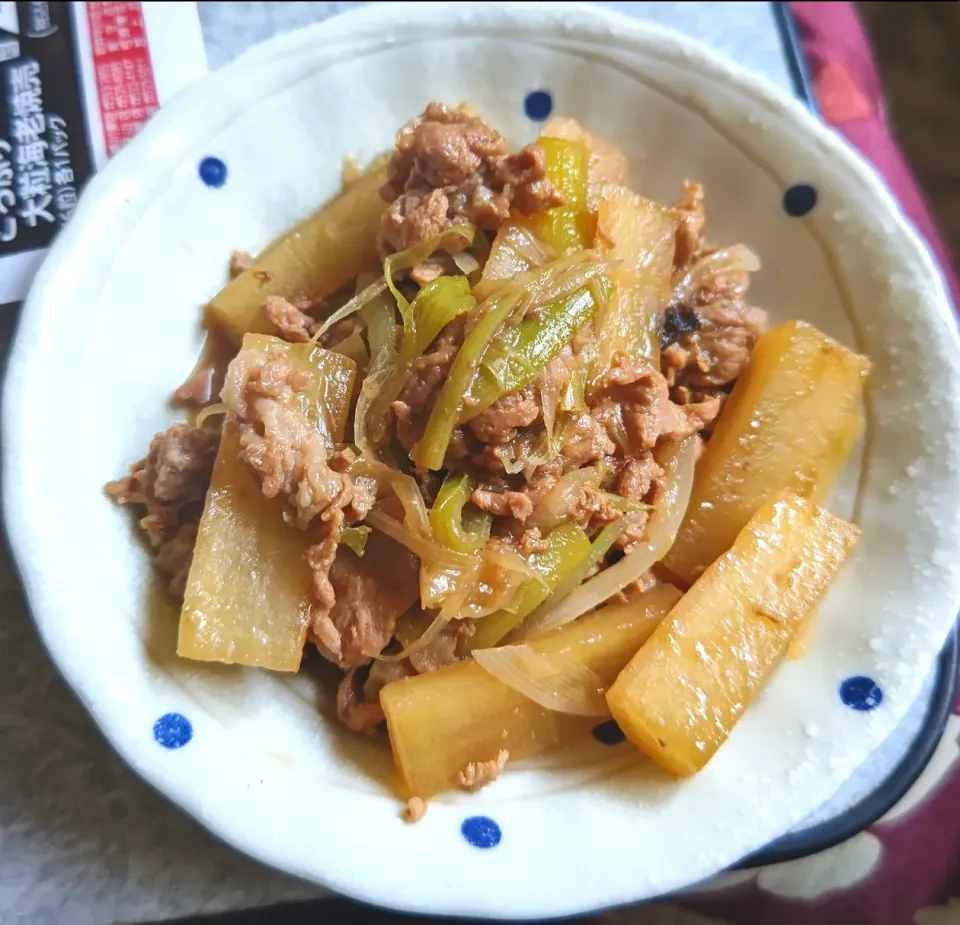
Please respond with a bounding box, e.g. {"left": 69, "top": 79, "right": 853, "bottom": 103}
{"left": 379, "top": 102, "right": 563, "bottom": 257}
{"left": 662, "top": 179, "right": 769, "bottom": 407}
{"left": 220, "top": 342, "right": 377, "bottom": 640}
{"left": 106, "top": 421, "right": 220, "bottom": 598}
{"left": 315, "top": 530, "right": 420, "bottom": 669}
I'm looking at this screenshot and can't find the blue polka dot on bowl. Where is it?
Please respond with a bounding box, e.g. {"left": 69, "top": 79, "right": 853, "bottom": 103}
{"left": 461, "top": 815, "right": 502, "bottom": 849}
{"left": 153, "top": 712, "right": 193, "bottom": 749}
{"left": 782, "top": 183, "right": 817, "bottom": 217}
{"left": 524, "top": 90, "right": 553, "bottom": 122}
{"left": 198, "top": 156, "right": 228, "bottom": 188}
{"left": 839, "top": 675, "right": 883, "bottom": 712}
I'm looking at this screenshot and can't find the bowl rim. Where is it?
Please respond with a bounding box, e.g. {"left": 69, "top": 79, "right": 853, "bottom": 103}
{"left": 739, "top": 630, "right": 959, "bottom": 868}
{"left": 4, "top": 1, "right": 959, "bottom": 918}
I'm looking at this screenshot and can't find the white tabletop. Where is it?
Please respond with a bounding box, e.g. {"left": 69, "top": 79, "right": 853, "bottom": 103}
{"left": 0, "top": 5, "right": 801, "bottom": 923}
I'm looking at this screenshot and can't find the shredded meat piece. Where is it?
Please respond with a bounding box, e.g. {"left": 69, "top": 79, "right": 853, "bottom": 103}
{"left": 660, "top": 341, "right": 699, "bottom": 386}
{"left": 382, "top": 189, "right": 453, "bottom": 255}
{"left": 457, "top": 749, "right": 509, "bottom": 792}
{"left": 379, "top": 102, "right": 562, "bottom": 258}
{"left": 606, "top": 573, "right": 661, "bottom": 607}
{"left": 220, "top": 343, "right": 378, "bottom": 640}
{"left": 392, "top": 317, "right": 465, "bottom": 453}
{"left": 415, "top": 471, "right": 444, "bottom": 507}
{"left": 402, "top": 797, "right": 427, "bottom": 824}
{"left": 312, "top": 613, "right": 344, "bottom": 664}
{"left": 596, "top": 352, "right": 720, "bottom": 448}
{"left": 524, "top": 453, "right": 648, "bottom": 539}
{"left": 328, "top": 448, "right": 377, "bottom": 518}
{"left": 409, "top": 619, "right": 474, "bottom": 674}
{"left": 153, "top": 521, "right": 199, "bottom": 599}
{"left": 335, "top": 648, "right": 423, "bottom": 734}
{"left": 468, "top": 387, "right": 541, "bottom": 446}
{"left": 561, "top": 412, "right": 616, "bottom": 465}
{"left": 519, "top": 458, "right": 563, "bottom": 506}
{"left": 318, "top": 316, "right": 362, "bottom": 351}
{"left": 117, "top": 422, "right": 219, "bottom": 504}
{"left": 363, "top": 659, "right": 414, "bottom": 701}
{"left": 390, "top": 401, "right": 419, "bottom": 453}
{"left": 471, "top": 487, "right": 533, "bottom": 522}
{"left": 174, "top": 368, "right": 216, "bottom": 406}
{"left": 384, "top": 103, "right": 506, "bottom": 194}
{"left": 519, "top": 527, "right": 550, "bottom": 555}
{"left": 500, "top": 144, "right": 565, "bottom": 214}
{"left": 316, "top": 531, "right": 420, "bottom": 668}
{"left": 337, "top": 666, "right": 387, "bottom": 734}
{"left": 229, "top": 249, "right": 253, "bottom": 279}
{"left": 663, "top": 300, "right": 768, "bottom": 394}
{"left": 473, "top": 456, "right": 563, "bottom": 514}
{"left": 400, "top": 323, "right": 463, "bottom": 413}
{"left": 673, "top": 180, "right": 705, "bottom": 269}
{"left": 221, "top": 344, "right": 367, "bottom": 530}
{"left": 307, "top": 522, "right": 340, "bottom": 627}
{"left": 173, "top": 334, "right": 236, "bottom": 408}
{"left": 579, "top": 487, "right": 623, "bottom": 531}
{"left": 677, "top": 394, "right": 721, "bottom": 435}
{"left": 662, "top": 180, "right": 769, "bottom": 406}
{"left": 242, "top": 398, "right": 354, "bottom": 527}
{"left": 610, "top": 455, "right": 668, "bottom": 550}
{"left": 538, "top": 345, "right": 575, "bottom": 401}
{"left": 263, "top": 295, "right": 316, "bottom": 343}
{"left": 617, "top": 455, "right": 665, "bottom": 501}
{"left": 409, "top": 253, "right": 459, "bottom": 287}
{"left": 105, "top": 422, "right": 220, "bottom": 598}
{"left": 291, "top": 292, "right": 327, "bottom": 314}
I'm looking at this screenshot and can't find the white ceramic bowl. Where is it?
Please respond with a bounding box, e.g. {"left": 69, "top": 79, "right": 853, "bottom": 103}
{"left": 5, "top": 2, "right": 960, "bottom": 918}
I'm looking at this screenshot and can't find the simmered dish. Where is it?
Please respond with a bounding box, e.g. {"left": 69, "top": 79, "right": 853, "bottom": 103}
{"left": 108, "top": 103, "right": 870, "bottom": 815}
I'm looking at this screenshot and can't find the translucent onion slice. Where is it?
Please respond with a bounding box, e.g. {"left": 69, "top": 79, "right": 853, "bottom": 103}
{"left": 195, "top": 402, "right": 228, "bottom": 427}
{"left": 452, "top": 251, "right": 480, "bottom": 275}
{"left": 499, "top": 439, "right": 552, "bottom": 478}
{"left": 539, "top": 368, "right": 561, "bottom": 455}
{"left": 520, "top": 512, "right": 644, "bottom": 637}
{"left": 481, "top": 543, "right": 543, "bottom": 586}
{"left": 356, "top": 465, "right": 431, "bottom": 538}
{"left": 528, "top": 465, "right": 605, "bottom": 529}
{"left": 672, "top": 245, "right": 761, "bottom": 306}
{"left": 384, "top": 224, "right": 475, "bottom": 330}
{"left": 429, "top": 545, "right": 532, "bottom": 622}
{"left": 473, "top": 644, "right": 609, "bottom": 716}
{"left": 481, "top": 248, "right": 616, "bottom": 314}
{"left": 330, "top": 329, "right": 369, "bottom": 368}
{"left": 421, "top": 560, "right": 481, "bottom": 612}
{"left": 366, "top": 508, "right": 478, "bottom": 572}
{"left": 525, "top": 255, "right": 621, "bottom": 312}
{"left": 513, "top": 228, "right": 553, "bottom": 268}
{"left": 473, "top": 223, "right": 553, "bottom": 301}
{"left": 311, "top": 278, "right": 388, "bottom": 341}
{"left": 377, "top": 610, "right": 451, "bottom": 663}
{"left": 467, "top": 546, "right": 539, "bottom": 619}
{"left": 360, "top": 290, "right": 398, "bottom": 362}
{"left": 353, "top": 322, "right": 399, "bottom": 460}
{"left": 518, "top": 436, "right": 697, "bottom": 637}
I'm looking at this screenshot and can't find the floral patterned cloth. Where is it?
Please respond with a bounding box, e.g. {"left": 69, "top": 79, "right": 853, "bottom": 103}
{"left": 609, "top": 5, "right": 960, "bottom": 924}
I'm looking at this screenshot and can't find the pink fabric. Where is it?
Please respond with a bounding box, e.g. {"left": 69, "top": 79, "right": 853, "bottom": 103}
{"left": 791, "top": 1, "right": 959, "bottom": 309}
